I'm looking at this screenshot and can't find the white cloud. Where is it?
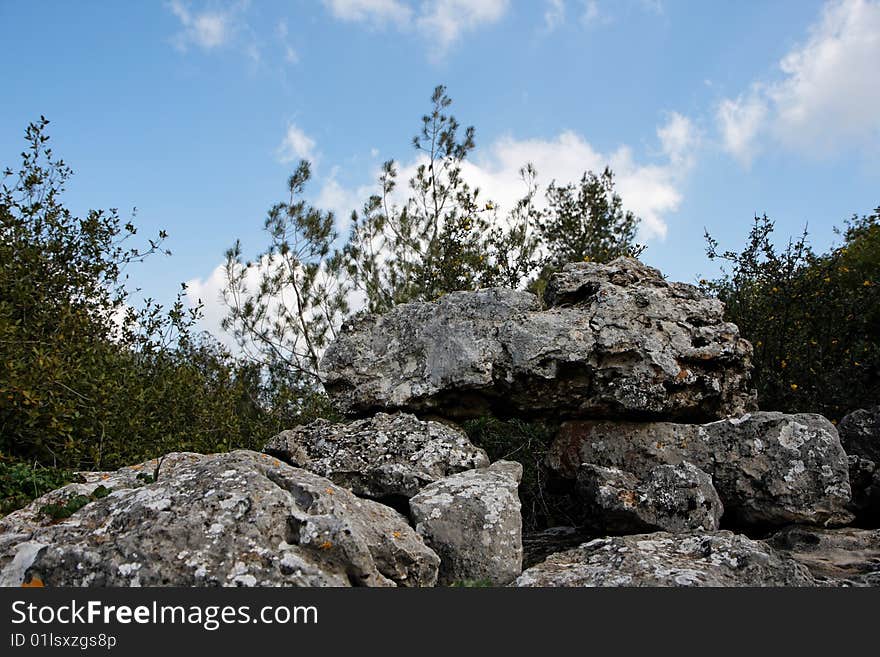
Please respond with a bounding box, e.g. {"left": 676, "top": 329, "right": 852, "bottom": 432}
{"left": 169, "top": 0, "right": 231, "bottom": 50}
{"left": 717, "top": 0, "right": 880, "bottom": 163}
{"left": 581, "top": 0, "right": 602, "bottom": 26}
{"left": 277, "top": 124, "right": 317, "bottom": 164}
{"left": 277, "top": 19, "right": 300, "bottom": 64}
{"left": 416, "top": 0, "right": 509, "bottom": 55}
{"left": 658, "top": 111, "right": 700, "bottom": 169}
{"left": 716, "top": 92, "right": 768, "bottom": 166}
{"left": 323, "top": 0, "right": 412, "bottom": 26}
{"left": 544, "top": 0, "right": 566, "bottom": 31}
{"left": 322, "top": 0, "right": 509, "bottom": 57}
{"left": 451, "top": 130, "right": 683, "bottom": 239}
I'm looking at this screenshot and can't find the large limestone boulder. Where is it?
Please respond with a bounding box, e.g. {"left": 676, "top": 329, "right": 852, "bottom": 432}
{"left": 409, "top": 461, "right": 523, "bottom": 586}
{"left": 263, "top": 412, "right": 488, "bottom": 500}
{"left": 321, "top": 258, "right": 754, "bottom": 422}
{"left": 514, "top": 531, "right": 818, "bottom": 587}
{"left": 839, "top": 406, "right": 880, "bottom": 464}
{"left": 0, "top": 451, "right": 439, "bottom": 587}
{"left": 576, "top": 462, "right": 723, "bottom": 533}
{"left": 548, "top": 412, "right": 853, "bottom": 527}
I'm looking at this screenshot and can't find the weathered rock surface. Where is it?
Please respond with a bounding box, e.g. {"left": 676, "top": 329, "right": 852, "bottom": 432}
{"left": 522, "top": 526, "right": 596, "bottom": 569}
{"left": 321, "top": 258, "right": 754, "bottom": 422}
{"left": 514, "top": 531, "right": 818, "bottom": 587}
{"left": 839, "top": 406, "right": 880, "bottom": 464}
{"left": 767, "top": 526, "right": 880, "bottom": 586}
{"left": 548, "top": 412, "right": 853, "bottom": 527}
{"left": 409, "top": 460, "right": 523, "bottom": 585}
{"left": 846, "top": 455, "right": 880, "bottom": 522}
{"left": 0, "top": 451, "right": 439, "bottom": 587}
{"left": 577, "top": 462, "right": 723, "bottom": 533}
{"left": 263, "top": 412, "right": 488, "bottom": 500}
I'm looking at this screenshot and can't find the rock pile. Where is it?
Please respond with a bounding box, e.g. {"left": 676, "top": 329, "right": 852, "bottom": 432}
{"left": 2, "top": 257, "right": 877, "bottom": 587}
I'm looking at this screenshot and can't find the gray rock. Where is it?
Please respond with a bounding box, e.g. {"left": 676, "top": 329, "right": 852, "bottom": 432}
{"left": 514, "top": 531, "right": 818, "bottom": 587}
{"left": 522, "top": 526, "right": 596, "bottom": 569}
{"left": 0, "top": 451, "right": 439, "bottom": 587}
{"left": 847, "top": 455, "right": 880, "bottom": 522}
{"left": 576, "top": 462, "right": 723, "bottom": 533}
{"left": 767, "top": 526, "right": 880, "bottom": 586}
{"left": 839, "top": 406, "right": 880, "bottom": 463}
{"left": 263, "top": 412, "right": 488, "bottom": 500}
{"left": 409, "top": 461, "right": 523, "bottom": 586}
{"left": 321, "top": 258, "right": 754, "bottom": 422}
{"left": 548, "top": 412, "right": 853, "bottom": 527}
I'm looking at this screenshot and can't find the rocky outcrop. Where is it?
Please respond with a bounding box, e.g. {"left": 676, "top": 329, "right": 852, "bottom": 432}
{"left": 321, "top": 258, "right": 754, "bottom": 422}
{"left": 576, "top": 462, "right": 723, "bottom": 533}
{"left": 0, "top": 451, "right": 439, "bottom": 587}
{"left": 409, "top": 461, "right": 523, "bottom": 585}
{"left": 839, "top": 406, "right": 880, "bottom": 464}
{"left": 263, "top": 412, "right": 488, "bottom": 500}
{"left": 514, "top": 531, "right": 818, "bottom": 587}
{"left": 766, "top": 526, "right": 880, "bottom": 586}
{"left": 548, "top": 412, "right": 853, "bottom": 527}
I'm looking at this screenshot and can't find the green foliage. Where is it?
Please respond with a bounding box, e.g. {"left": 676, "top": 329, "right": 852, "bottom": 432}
{"left": 345, "top": 85, "right": 539, "bottom": 313}
{"left": 222, "top": 161, "right": 350, "bottom": 384}
{"left": 704, "top": 210, "right": 880, "bottom": 420}
{"left": 39, "top": 485, "right": 110, "bottom": 521}
{"left": 0, "top": 458, "right": 73, "bottom": 516}
{"left": 531, "top": 167, "right": 645, "bottom": 297}
{"left": 1, "top": 119, "right": 334, "bottom": 499}
{"left": 463, "top": 416, "right": 576, "bottom": 532}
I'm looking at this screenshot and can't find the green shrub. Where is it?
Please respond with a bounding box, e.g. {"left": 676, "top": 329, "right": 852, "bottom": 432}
{"left": 0, "top": 458, "right": 73, "bottom": 516}
{"left": 463, "top": 416, "right": 577, "bottom": 532}
{"left": 705, "top": 209, "right": 880, "bottom": 420}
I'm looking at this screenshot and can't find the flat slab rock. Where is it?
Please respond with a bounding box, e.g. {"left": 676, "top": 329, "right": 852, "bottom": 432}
{"left": 0, "top": 451, "right": 439, "bottom": 587}
{"left": 548, "top": 412, "right": 853, "bottom": 527}
{"left": 321, "top": 257, "right": 755, "bottom": 422}
{"left": 514, "top": 531, "right": 818, "bottom": 587}
{"left": 410, "top": 461, "right": 523, "bottom": 586}
{"left": 263, "top": 412, "right": 488, "bottom": 500}
{"left": 766, "top": 526, "right": 880, "bottom": 587}
{"left": 577, "top": 462, "right": 723, "bottom": 533}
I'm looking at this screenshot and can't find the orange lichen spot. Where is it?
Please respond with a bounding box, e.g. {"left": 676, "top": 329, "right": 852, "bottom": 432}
{"left": 617, "top": 490, "right": 637, "bottom": 507}
{"left": 101, "top": 474, "right": 110, "bottom": 480}
{"left": 319, "top": 541, "right": 333, "bottom": 550}
{"left": 325, "top": 487, "right": 335, "bottom": 495}
{"left": 392, "top": 531, "right": 402, "bottom": 539}
{"left": 22, "top": 576, "right": 44, "bottom": 588}
{"left": 675, "top": 369, "right": 689, "bottom": 382}
{"left": 131, "top": 464, "right": 143, "bottom": 470}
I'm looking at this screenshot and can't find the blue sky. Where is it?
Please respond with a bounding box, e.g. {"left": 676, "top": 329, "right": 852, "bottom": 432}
{"left": 2, "top": 1, "right": 878, "bottom": 340}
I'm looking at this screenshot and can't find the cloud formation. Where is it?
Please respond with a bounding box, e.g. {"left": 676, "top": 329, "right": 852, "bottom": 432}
{"left": 277, "top": 124, "right": 317, "bottom": 164}
{"left": 323, "top": 0, "right": 509, "bottom": 57}
{"left": 169, "top": 0, "right": 233, "bottom": 50}
{"left": 717, "top": 0, "right": 880, "bottom": 164}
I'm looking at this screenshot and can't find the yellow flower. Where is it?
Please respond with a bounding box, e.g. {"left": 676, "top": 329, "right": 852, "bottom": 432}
{"left": 864, "top": 280, "right": 872, "bottom": 286}
{"left": 790, "top": 384, "right": 798, "bottom": 391}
